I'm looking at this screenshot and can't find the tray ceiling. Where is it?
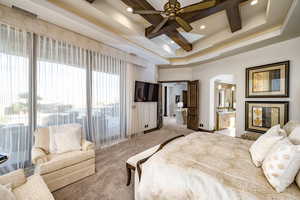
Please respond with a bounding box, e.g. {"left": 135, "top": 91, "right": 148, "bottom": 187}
{"left": 1, "top": 0, "right": 298, "bottom": 66}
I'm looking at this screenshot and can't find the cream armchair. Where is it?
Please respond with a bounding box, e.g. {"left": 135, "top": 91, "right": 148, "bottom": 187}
{"left": 0, "top": 169, "right": 54, "bottom": 200}
{"left": 31, "top": 126, "right": 95, "bottom": 192}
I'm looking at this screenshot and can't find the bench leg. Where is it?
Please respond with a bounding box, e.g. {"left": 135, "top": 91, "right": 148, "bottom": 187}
{"left": 126, "top": 163, "right": 132, "bottom": 186}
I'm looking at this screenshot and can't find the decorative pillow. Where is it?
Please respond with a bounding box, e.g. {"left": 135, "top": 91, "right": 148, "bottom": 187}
{"left": 249, "top": 125, "right": 286, "bottom": 167}
{"left": 0, "top": 169, "right": 26, "bottom": 189}
{"left": 53, "top": 124, "right": 82, "bottom": 154}
{"left": 49, "top": 124, "right": 82, "bottom": 154}
{"left": 283, "top": 121, "right": 300, "bottom": 136}
{"left": 288, "top": 126, "right": 300, "bottom": 145}
{"left": 262, "top": 138, "right": 300, "bottom": 192}
{"left": 296, "top": 171, "right": 300, "bottom": 189}
{"left": 0, "top": 184, "right": 16, "bottom": 200}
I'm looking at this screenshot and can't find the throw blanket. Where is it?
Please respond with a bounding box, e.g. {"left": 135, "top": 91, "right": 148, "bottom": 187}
{"left": 135, "top": 132, "right": 300, "bottom": 200}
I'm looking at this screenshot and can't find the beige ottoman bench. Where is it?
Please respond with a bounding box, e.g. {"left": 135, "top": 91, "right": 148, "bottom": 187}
{"left": 125, "top": 135, "right": 185, "bottom": 186}
{"left": 126, "top": 145, "right": 160, "bottom": 186}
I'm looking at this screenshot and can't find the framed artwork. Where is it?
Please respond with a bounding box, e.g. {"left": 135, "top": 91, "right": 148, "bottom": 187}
{"left": 246, "top": 61, "right": 289, "bottom": 98}
{"left": 245, "top": 101, "right": 289, "bottom": 133}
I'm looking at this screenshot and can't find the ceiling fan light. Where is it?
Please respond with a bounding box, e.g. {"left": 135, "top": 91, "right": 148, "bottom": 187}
{"left": 127, "top": 7, "right": 133, "bottom": 13}
{"left": 251, "top": 0, "right": 258, "bottom": 6}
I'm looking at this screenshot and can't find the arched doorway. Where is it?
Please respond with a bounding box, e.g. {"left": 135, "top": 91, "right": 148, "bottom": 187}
{"left": 209, "top": 74, "right": 236, "bottom": 137}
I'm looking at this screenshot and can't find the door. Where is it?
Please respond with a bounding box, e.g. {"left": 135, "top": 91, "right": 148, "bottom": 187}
{"left": 187, "top": 80, "right": 199, "bottom": 131}
{"left": 182, "top": 90, "right": 187, "bottom": 108}
{"left": 157, "top": 84, "right": 163, "bottom": 128}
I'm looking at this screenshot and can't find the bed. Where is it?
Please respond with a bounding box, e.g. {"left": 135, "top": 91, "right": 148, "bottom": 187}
{"left": 134, "top": 132, "right": 300, "bottom": 200}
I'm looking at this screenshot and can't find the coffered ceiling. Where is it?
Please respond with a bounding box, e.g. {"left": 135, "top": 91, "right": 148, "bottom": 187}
{"left": 1, "top": 0, "right": 299, "bottom": 66}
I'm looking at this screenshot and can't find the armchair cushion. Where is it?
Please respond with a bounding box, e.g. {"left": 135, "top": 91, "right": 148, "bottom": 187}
{"left": 0, "top": 184, "right": 16, "bottom": 200}
{"left": 34, "top": 128, "right": 50, "bottom": 154}
{"left": 32, "top": 147, "right": 48, "bottom": 165}
{"left": 54, "top": 127, "right": 82, "bottom": 154}
{"left": 13, "top": 174, "right": 54, "bottom": 200}
{"left": 0, "top": 169, "right": 26, "bottom": 189}
{"left": 35, "top": 150, "right": 95, "bottom": 175}
{"left": 82, "top": 139, "right": 95, "bottom": 151}
{"left": 49, "top": 124, "right": 82, "bottom": 154}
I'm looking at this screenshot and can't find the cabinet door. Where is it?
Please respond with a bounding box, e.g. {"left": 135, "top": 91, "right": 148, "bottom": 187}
{"left": 144, "top": 103, "right": 150, "bottom": 130}
{"left": 187, "top": 80, "right": 199, "bottom": 131}
{"left": 137, "top": 103, "right": 146, "bottom": 131}
{"left": 148, "top": 103, "right": 157, "bottom": 129}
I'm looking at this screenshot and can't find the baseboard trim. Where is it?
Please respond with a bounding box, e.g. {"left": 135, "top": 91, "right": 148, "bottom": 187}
{"left": 198, "top": 128, "right": 215, "bottom": 133}
{"left": 144, "top": 127, "right": 160, "bottom": 134}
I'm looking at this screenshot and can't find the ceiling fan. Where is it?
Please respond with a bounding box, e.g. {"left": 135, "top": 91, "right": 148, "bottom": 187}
{"left": 132, "top": 0, "right": 217, "bottom": 34}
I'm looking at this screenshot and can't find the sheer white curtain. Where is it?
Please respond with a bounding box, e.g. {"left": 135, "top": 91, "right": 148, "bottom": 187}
{"left": 36, "top": 35, "right": 88, "bottom": 133}
{"left": 0, "top": 24, "right": 33, "bottom": 174}
{"left": 91, "top": 52, "right": 127, "bottom": 148}
{"left": 0, "top": 23, "right": 131, "bottom": 174}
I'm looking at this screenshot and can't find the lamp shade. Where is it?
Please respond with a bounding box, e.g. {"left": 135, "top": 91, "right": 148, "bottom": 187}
{"left": 177, "top": 102, "right": 184, "bottom": 108}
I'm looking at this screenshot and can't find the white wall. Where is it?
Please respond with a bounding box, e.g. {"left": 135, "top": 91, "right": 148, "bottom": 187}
{"left": 159, "top": 67, "right": 192, "bottom": 81}
{"left": 135, "top": 64, "right": 158, "bottom": 83}
{"left": 191, "top": 36, "right": 300, "bottom": 136}
{"left": 129, "top": 64, "right": 158, "bottom": 135}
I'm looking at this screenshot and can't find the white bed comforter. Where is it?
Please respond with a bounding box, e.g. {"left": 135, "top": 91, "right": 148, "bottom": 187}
{"left": 135, "top": 132, "right": 300, "bottom": 200}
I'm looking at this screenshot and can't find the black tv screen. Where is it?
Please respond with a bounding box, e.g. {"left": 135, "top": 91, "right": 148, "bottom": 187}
{"left": 135, "top": 81, "right": 159, "bottom": 102}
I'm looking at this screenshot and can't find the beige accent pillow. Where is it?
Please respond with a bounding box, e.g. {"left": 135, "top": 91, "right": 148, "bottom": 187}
{"left": 0, "top": 169, "right": 26, "bottom": 189}
{"left": 288, "top": 126, "right": 300, "bottom": 145}
{"left": 262, "top": 138, "right": 300, "bottom": 192}
{"left": 34, "top": 127, "right": 50, "bottom": 154}
{"left": 296, "top": 172, "right": 300, "bottom": 189}
{"left": 283, "top": 121, "right": 300, "bottom": 136}
{"left": 0, "top": 184, "right": 16, "bottom": 200}
{"left": 249, "top": 125, "right": 286, "bottom": 167}
{"left": 49, "top": 124, "right": 82, "bottom": 154}
{"left": 53, "top": 124, "right": 82, "bottom": 154}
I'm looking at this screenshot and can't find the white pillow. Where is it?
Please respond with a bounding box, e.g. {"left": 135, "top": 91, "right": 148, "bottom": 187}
{"left": 296, "top": 171, "right": 300, "bottom": 189}
{"left": 49, "top": 124, "right": 82, "bottom": 154}
{"left": 249, "top": 125, "right": 286, "bottom": 167}
{"left": 262, "top": 138, "right": 300, "bottom": 192}
{"left": 53, "top": 125, "right": 82, "bottom": 154}
{"left": 283, "top": 121, "right": 300, "bottom": 136}
{"left": 0, "top": 184, "right": 16, "bottom": 200}
{"left": 288, "top": 126, "right": 300, "bottom": 145}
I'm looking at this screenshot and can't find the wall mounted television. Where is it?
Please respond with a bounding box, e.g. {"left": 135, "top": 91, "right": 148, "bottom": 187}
{"left": 134, "top": 81, "right": 159, "bottom": 102}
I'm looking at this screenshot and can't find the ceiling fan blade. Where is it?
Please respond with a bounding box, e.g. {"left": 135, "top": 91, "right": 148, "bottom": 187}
{"left": 133, "top": 10, "right": 164, "bottom": 15}
{"left": 151, "top": 17, "right": 169, "bottom": 34}
{"left": 179, "top": 0, "right": 217, "bottom": 13}
{"left": 175, "top": 17, "right": 193, "bottom": 32}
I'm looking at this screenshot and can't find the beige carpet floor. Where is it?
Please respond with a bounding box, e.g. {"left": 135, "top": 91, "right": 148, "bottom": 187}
{"left": 53, "top": 120, "right": 193, "bottom": 200}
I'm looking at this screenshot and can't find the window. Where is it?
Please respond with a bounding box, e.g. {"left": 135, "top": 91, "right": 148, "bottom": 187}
{"left": 36, "top": 37, "right": 87, "bottom": 131}
{"left": 0, "top": 24, "right": 32, "bottom": 174}
{"left": 91, "top": 54, "right": 126, "bottom": 147}
{"left": 0, "top": 24, "right": 128, "bottom": 174}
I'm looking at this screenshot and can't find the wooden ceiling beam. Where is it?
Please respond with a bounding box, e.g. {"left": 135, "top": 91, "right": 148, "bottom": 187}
{"left": 145, "top": 0, "right": 247, "bottom": 39}
{"left": 166, "top": 30, "right": 192, "bottom": 51}
{"left": 120, "top": 0, "right": 193, "bottom": 51}
{"left": 226, "top": 3, "right": 242, "bottom": 32}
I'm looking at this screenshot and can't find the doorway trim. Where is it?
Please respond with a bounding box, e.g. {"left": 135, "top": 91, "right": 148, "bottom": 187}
{"left": 158, "top": 80, "right": 194, "bottom": 129}
{"left": 164, "top": 86, "right": 168, "bottom": 117}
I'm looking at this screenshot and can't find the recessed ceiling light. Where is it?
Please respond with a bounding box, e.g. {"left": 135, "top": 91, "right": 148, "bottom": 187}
{"left": 200, "top": 25, "right": 206, "bottom": 30}
{"left": 171, "top": 41, "right": 175, "bottom": 44}
{"left": 251, "top": 0, "right": 258, "bottom": 6}
{"left": 127, "top": 7, "right": 133, "bottom": 13}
